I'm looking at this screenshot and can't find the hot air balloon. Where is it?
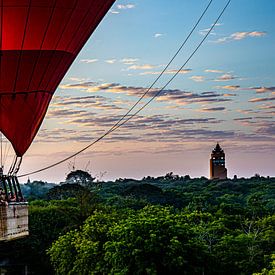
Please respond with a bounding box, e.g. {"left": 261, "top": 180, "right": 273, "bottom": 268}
{"left": 0, "top": 0, "right": 115, "bottom": 241}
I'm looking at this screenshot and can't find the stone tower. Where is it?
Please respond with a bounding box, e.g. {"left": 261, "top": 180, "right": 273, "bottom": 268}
{"left": 210, "top": 143, "right": 227, "bottom": 179}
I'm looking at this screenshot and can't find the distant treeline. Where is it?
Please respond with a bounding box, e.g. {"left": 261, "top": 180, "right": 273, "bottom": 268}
{"left": 0, "top": 173, "right": 274, "bottom": 274}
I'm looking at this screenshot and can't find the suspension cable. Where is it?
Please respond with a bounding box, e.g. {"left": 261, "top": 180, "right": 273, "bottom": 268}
{"left": 8, "top": 155, "right": 17, "bottom": 176}
{"left": 0, "top": 132, "right": 2, "bottom": 168}
{"left": 18, "top": 0, "right": 231, "bottom": 178}
{"left": 13, "top": 156, "right": 22, "bottom": 175}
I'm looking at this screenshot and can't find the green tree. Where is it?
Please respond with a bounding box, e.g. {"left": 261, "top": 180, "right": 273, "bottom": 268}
{"left": 66, "top": 170, "right": 95, "bottom": 187}
{"left": 48, "top": 206, "right": 224, "bottom": 274}
{"left": 254, "top": 254, "right": 275, "bottom": 275}
{"left": 48, "top": 207, "right": 128, "bottom": 275}
{"left": 0, "top": 199, "right": 83, "bottom": 274}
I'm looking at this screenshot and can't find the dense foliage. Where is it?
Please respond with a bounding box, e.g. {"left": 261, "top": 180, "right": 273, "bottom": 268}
{"left": 65, "top": 170, "right": 96, "bottom": 187}
{"left": 1, "top": 174, "right": 274, "bottom": 274}
{"left": 48, "top": 205, "right": 274, "bottom": 275}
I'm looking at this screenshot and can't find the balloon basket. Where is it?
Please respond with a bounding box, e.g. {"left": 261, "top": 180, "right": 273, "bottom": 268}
{"left": 0, "top": 202, "right": 29, "bottom": 241}
{"left": 0, "top": 176, "right": 29, "bottom": 241}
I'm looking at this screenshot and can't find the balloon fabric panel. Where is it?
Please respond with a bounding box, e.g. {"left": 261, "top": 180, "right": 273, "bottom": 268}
{"left": 0, "top": 0, "right": 115, "bottom": 156}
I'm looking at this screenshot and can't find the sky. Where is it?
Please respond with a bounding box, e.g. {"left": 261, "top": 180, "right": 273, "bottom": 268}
{"left": 5, "top": 0, "right": 275, "bottom": 182}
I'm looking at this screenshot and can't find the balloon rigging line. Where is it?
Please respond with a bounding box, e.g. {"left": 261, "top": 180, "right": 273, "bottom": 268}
{"left": 0, "top": 132, "right": 2, "bottom": 168}
{"left": 18, "top": 0, "right": 231, "bottom": 178}
{"left": 3, "top": 141, "right": 11, "bottom": 167}
{"left": 2, "top": 135, "right": 6, "bottom": 166}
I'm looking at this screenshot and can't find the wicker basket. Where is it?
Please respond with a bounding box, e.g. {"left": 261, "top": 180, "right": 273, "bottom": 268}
{"left": 0, "top": 202, "right": 29, "bottom": 241}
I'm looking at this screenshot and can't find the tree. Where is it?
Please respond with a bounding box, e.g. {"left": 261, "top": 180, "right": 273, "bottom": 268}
{"left": 0, "top": 199, "right": 83, "bottom": 275}
{"left": 47, "top": 183, "right": 86, "bottom": 200}
{"left": 48, "top": 207, "right": 127, "bottom": 275}
{"left": 65, "top": 170, "right": 95, "bottom": 187}
{"left": 253, "top": 254, "right": 275, "bottom": 275}
{"left": 48, "top": 206, "right": 220, "bottom": 274}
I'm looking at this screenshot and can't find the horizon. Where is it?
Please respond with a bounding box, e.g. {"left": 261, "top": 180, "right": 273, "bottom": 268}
{"left": 24, "top": 171, "right": 275, "bottom": 185}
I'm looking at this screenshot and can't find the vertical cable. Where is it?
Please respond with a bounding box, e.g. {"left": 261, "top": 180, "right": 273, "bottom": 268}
{"left": 13, "top": 156, "right": 22, "bottom": 175}
{"left": 8, "top": 155, "right": 16, "bottom": 175}
{"left": 0, "top": 132, "right": 2, "bottom": 168}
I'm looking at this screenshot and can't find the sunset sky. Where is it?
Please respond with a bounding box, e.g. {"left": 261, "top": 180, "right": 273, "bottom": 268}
{"left": 9, "top": 0, "right": 274, "bottom": 182}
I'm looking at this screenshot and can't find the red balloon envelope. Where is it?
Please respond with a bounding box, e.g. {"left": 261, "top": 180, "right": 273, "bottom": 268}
{"left": 0, "top": 0, "right": 115, "bottom": 156}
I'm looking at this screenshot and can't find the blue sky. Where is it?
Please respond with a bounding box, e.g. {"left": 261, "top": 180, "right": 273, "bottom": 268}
{"left": 12, "top": 0, "right": 275, "bottom": 182}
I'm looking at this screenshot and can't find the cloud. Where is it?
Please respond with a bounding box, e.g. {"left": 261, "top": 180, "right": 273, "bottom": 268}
{"left": 199, "top": 23, "right": 223, "bottom": 36}
{"left": 61, "top": 82, "right": 155, "bottom": 98}
{"left": 63, "top": 112, "right": 225, "bottom": 143}
{"left": 59, "top": 81, "right": 98, "bottom": 90}
{"left": 110, "top": 4, "right": 135, "bottom": 15}
{"left": 234, "top": 117, "right": 253, "bottom": 121}
{"left": 47, "top": 109, "right": 88, "bottom": 118}
{"left": 43, "top": 106, "right": 275, "bottom": 147}
{"left": 250, "top": 86, "right": 275, "bottom": 93}
{"left": 105, "top": 59, "right": 116, "bottom": 64}
{"left": 80, "top": 59, "right": 98, "bottom": 63}
{"left": 223, "top": 93, "right": 237, "bottom": 97}
{"left": 154, "top": 33, "right": 164, "bottom": 38}
{"left": 219, "top": 85, "right": 240, "bottom": 90}
{"left": 67, "top": 116, "right": 120, "bottom": 127}
{"left": 117, "top": 4, "right": 135, "bottom": 9}
{"left": 231, "top": 117, "right": 275, "bottom": 142}
{"left": 51, "top": 95, "right": 123, "bottom": 111}
{"left": 58, "top": 81, "right": 233, "bottom": 106}
{"left": 205, "top": 69, "right": 224, "bottom": 73}
{"left": 260, "top": 105, "right": 275, "bottom": 110}
{"left": 256, "top": 124, "right": 275, "bottom": 135}
{"left": 215, "top": 31, "right": 266, "bottom": 43}
{"left": 60, "top": 82, "right": 149, "bottom": 98}
{"left": 201, "top": 107, "right": 226, "bottom": 112}
{"left": 120, "top": 58, "right": 139, "bottom": 65}
{"left": 199, "top": 28, "right": 216, "bottom": 36}
{"left": 249, "top": 96, "right": 275, "bottom": 103}
{"left": 165, "top": 129, "right": 235, "bottom": 139}
{"left": 68, "top": 77, "right": 87, "bottom": 82}
{"left": 233, "top": 115, "right": 274, "bottom": 131}
{"left": 219, "top": 85, "right": 275, "bottom": 93}
{"left": 127, "top": 64, "right": 158, "bottom": 70}
{"left": 189, "top": 76, "right": 205, "bottom": 82}
{"left": 110, "top": 10, "right": 120, "bottom": 14}
{"left": 237, "top": 109, "right": 259, "bottom": 115}
{"left": 156, "top": 90, "right": 232, "bottom": 105}
{"left": 140, "top": 69, "right": 192, "bottom": 76}
{"left": 214, "top": 73, "right": 237, "bottom": 81}
{"left": 36, "top": 128, "right": 83, "bottom": 143}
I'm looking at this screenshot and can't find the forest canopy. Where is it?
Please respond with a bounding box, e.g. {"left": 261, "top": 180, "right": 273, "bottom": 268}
{"left": 1, "top": 174, "right": 274, "bottom": 274}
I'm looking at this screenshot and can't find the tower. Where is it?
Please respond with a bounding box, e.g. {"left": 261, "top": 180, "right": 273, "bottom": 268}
{"left": 210, "top": 143, "right": 227, "bottom": 179}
